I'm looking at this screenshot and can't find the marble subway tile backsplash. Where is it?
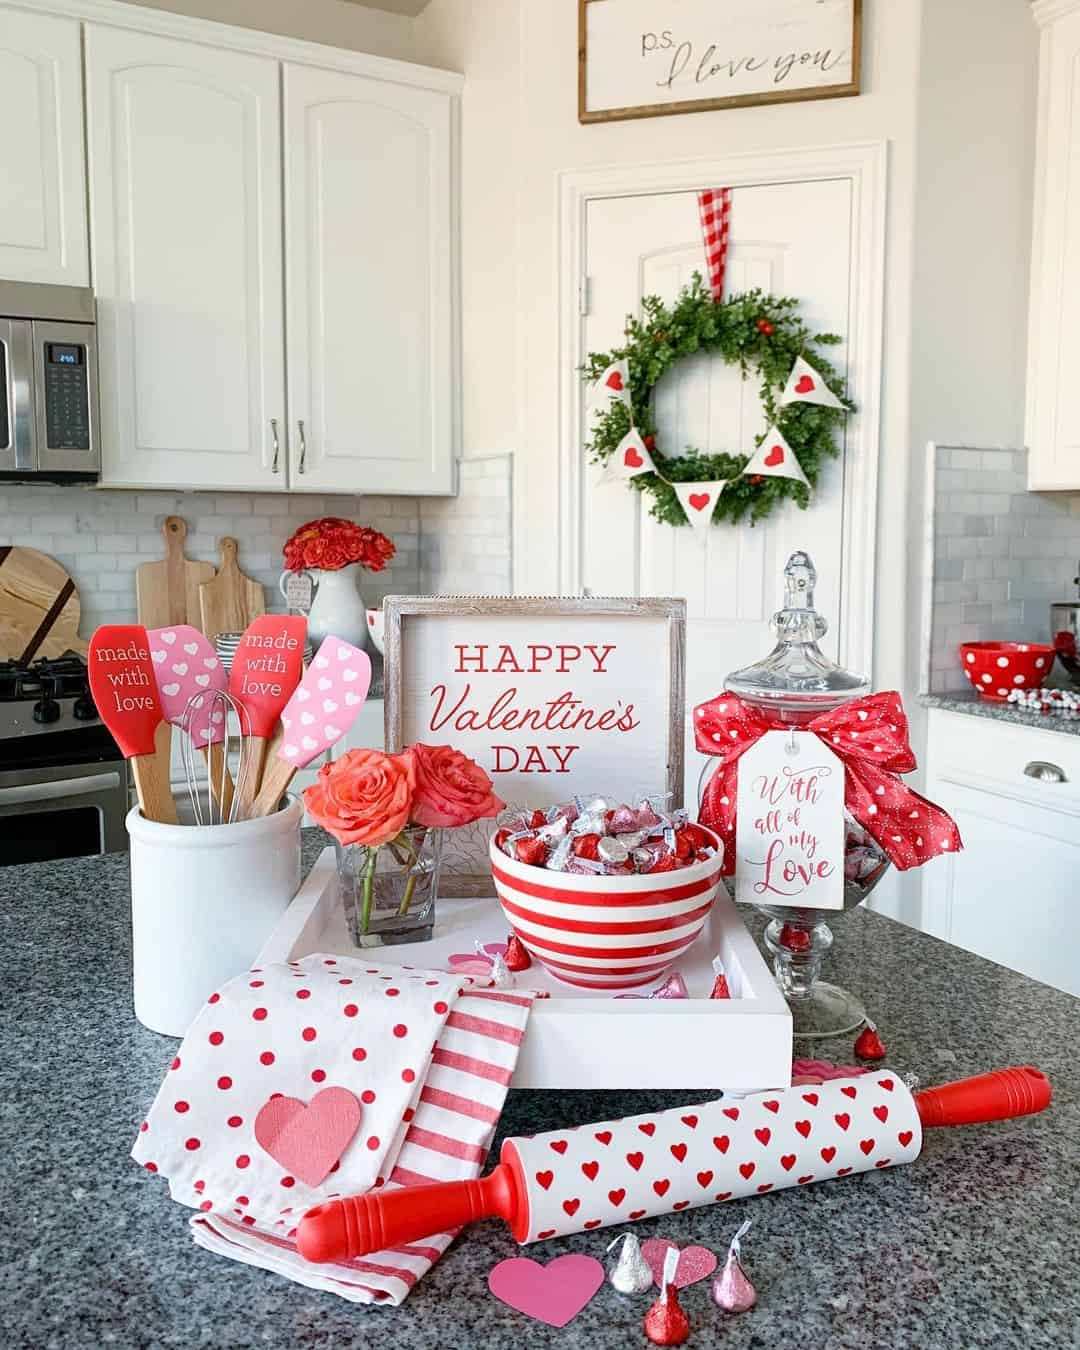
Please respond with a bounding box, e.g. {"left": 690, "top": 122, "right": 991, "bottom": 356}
{"left": 0, "top": 456, "right": 513, "bottom": 638}
{"left": 928, "top": 446, "right": 1080, "bottom": 694}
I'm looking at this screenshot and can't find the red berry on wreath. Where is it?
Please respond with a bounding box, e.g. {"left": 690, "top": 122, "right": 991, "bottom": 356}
{"left": 644, "top": 435, "right": 656, "bottom": 451}
{"left": 750, "top": 474, "right": 764, "bottom": 485}
{"left": 757, "top": 318, "right": 774, "bottom": 336}
{"left": 504, "top": 934, "right": 532, "bottom": 972}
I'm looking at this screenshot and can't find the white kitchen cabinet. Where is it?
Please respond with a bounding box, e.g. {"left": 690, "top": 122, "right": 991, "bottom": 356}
{"left": 85, "top": 26, "right": 287, "bottom": 491}
{"left": 283, "top": 64, "right": 455, "bottom": 494}
{"left": 922, "top": 709, "right": 1080, "bottom": 995}
{"left": 0, "top": 9, "right": 88, "bottom": 286}
{"left": 1027, "top": 0, "right": 1080, "bottom": 489}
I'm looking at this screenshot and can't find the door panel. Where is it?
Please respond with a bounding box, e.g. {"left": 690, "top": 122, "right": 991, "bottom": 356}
{"left": 582, "top": 181, "right": 853, "bottom": 797}
{"left": 0, "top": 10, "right": 88, "bottom": 285}
{"left": 86, "top": 26, "right": 285, "bottom": 489}
{"left": 284, "top": 63, "right": 454, "bottom": 493}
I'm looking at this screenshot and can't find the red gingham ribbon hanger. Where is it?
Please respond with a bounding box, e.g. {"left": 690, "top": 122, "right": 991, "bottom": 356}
{"left": 697, "top": 188, "right": 732, "bottom": 301}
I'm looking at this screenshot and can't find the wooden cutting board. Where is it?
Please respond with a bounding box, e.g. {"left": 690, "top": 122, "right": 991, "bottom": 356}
{"left": 0, "top": 546, "right": 88, "bottom": 661}
{"left": 136, "top": 516, "right": 215, "bottom": 631}
{"left": 198, "top": 537, "right": 266, "bottom": 639}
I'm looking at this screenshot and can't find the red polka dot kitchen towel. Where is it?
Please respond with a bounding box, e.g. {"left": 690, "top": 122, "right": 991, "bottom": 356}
{"left": 132, "top": 956, "right": 535, "bottom": 1304}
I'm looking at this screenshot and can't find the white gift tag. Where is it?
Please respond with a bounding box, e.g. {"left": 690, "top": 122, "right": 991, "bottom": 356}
{"left": 285, "top": 571, "right": 313, "bottom": 613}
{"left": 734, "top": 730, "right": 845, "bottom": 910}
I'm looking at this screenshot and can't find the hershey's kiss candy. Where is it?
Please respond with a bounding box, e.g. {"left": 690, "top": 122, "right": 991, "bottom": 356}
{"left": 504, "top": 933, "right": 532, "bottom": 972}
{"left": 650, "top": 972, "right": 688, "bottom": 1000}
{"left": 854, "top": 1021, "right": 887, "bottom": 1061}
{"left": 709, "top": 956, "right": 731, "bottom": 1000}
{"left": 488, "top": 949, "right": 514, "bottom": 988}
{"left": 711, "top": 1221, "right": 756, "bottom": 1314}
{"left": 607, "top": 1232, "right": 653, "bottom": 1296}
{"left": 597, "top": 835, "right": 629, "bottom": 864}
{"left": 645, "top": 1248, "right": 691, "bottom": 1345}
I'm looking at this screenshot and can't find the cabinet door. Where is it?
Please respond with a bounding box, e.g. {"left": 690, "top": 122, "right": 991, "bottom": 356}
{"left": 922, "top": 778, "right": 1080, "bottom": 996}
{"left": 283, "top": 64, "right": 455, "bottom": 494}
{"left": 86, "top": 26, "right": 286, "bottom": 490}
{"left": 0, "top": 9, "right": 88, "bottom": 285}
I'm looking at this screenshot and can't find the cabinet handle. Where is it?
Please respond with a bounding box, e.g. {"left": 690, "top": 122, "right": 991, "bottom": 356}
{"left": 1024, "top": 760, "right": 1067, "bottom": 783}
{"left": 270, "top": 418, "right": 280, "bottom": 473}
{"left": 298, "top": 419, "right": 307, "bottom": 475}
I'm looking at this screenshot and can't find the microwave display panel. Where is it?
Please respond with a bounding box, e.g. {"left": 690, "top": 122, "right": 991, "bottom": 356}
{"left": 0, "top": 342, "right": 8, "bottom": 450}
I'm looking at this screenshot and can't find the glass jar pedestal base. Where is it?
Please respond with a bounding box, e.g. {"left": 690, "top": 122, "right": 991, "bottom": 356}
{"left": 762, "top": 914, "right": 867, "bottom": 1040}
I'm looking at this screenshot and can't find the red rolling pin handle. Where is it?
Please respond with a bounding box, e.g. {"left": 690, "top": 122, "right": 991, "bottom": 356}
{"left": 914, "top": 1065, "right": 1051, "bottom": 1128}
{"left": 296, "top": 1162, "right": 523, "bottom": 1266}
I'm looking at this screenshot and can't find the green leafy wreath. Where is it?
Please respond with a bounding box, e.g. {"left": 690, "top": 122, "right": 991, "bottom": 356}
{"left": 582, "top": 275, "right": 854, "bottom": 527}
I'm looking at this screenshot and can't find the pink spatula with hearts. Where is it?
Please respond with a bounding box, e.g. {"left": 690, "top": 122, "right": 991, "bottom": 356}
{"left": 148, "top": 624, "right": 234, "bottom": 815}
{"left": 88, "top": 624, "right": 177, "bottom": 824}
{"left": 250, "top": 636, "right": 371, "bottom": 817}
{"left": 229, "top": 614, "right": 307, "bottom": 816}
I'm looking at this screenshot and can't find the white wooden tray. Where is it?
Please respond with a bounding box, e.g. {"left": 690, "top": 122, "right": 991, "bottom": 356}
{"left": 257, "top": 848, "right": 792, "bottom": 1092}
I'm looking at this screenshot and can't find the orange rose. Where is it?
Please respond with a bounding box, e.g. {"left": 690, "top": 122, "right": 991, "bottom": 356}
{"left": 410, "top": 743, "right": 504, "bottom": 829}
{"left": 303, "top": 748, "right": 415, "bottom": 847}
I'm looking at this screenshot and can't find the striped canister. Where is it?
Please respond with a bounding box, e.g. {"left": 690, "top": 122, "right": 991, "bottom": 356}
{"left": 488, "top": 827, "right": 724, "bottom": 990}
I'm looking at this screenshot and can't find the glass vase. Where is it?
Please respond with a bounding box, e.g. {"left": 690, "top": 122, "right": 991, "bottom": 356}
{"left": 335, "top": 827, "right": 443, "bottom": 947}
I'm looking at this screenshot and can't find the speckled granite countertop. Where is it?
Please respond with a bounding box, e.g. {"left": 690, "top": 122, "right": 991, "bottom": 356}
{"left": 921, "top": 690, "right": 1080, "bottom": 736}
{"left": 3, "top": 835, "right": 1078, "bottom": 1350}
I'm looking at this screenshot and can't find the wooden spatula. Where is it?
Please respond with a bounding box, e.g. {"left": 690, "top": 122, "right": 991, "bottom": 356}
{"left": 147, "top": 624, "right": 235, "bottom": 816}
{"left": 229, "top": 614, "right": 307, "bottom": 816}
{"left": 198, "top": 537, "right": 266, "bottom": 641}
{"left": 250, "top": 637, "right": 372, "bottom": 817}
{"left": 135, "top": 517, "right": 215, "bottom": 631}
{"left": 88, "top": 625, "right": 177, "bottom": 824}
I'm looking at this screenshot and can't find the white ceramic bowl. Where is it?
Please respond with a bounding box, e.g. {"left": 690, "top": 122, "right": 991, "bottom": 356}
{"left": 489, "top": 826, "right": 724, "bottom": 990}
{"left": 366, "top": 607, "right": 385, "bottom": 654}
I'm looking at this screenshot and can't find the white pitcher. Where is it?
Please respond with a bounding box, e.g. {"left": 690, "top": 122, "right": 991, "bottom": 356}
{"left": 279, "top": 563, "right": 368, "bottom": 648}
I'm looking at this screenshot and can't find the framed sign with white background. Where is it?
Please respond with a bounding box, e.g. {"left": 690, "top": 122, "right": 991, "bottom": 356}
{"left": 384, "top": 596, "right": 686, "bottom": 818}
{"left": 579, "top": 0, "right": 862, "bottom": 123}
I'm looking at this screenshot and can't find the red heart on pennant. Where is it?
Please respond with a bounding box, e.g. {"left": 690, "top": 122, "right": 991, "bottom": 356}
{"left": 796, "top": 374, "right": 815, "bottom": 394}
{"left": 535, "top": 1170, "right": 554, "bottom": 1190}
{"left": 608, "top": 1188, "right": 625, "bottom": 1206}
{"left": 898, "top": 1130, "right": 913, "bottom": 1148}
{"left": 626, "top": 1151, "right": 644, "bottom": 1171}
{"left": 606, "top": 370, "right": 624, "bottom": 392}
{"left": 764, "top": 444, "right": 785, "bottom": 468}
{"left": 581, "top": 1160, "right": 599, "bottom": 1181}
{"left": 688, "top": 492, "right": 711, "bottom": 512}
{"left": 253, "top": 1086, "right": 361, "bottom": 1188}
{"left": 624, "top": 447, "right": 644, "bottom": 469}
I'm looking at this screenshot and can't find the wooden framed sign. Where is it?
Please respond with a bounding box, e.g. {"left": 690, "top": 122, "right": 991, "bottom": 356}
{"left": 384, "top": 596, "right": 686, "bottom": 811}
{"left": 579, "top": 0, "right": 862, "bottom": 124}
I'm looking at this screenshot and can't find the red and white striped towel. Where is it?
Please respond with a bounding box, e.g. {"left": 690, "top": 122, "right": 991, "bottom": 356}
{"left": 171, "top": 976, "right": 533, "bottom": 1304}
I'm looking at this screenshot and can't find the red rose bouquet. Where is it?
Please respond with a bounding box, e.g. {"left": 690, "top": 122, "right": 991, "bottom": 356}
{"left": 283, "top": 517, "right": 395, "bottom": 573}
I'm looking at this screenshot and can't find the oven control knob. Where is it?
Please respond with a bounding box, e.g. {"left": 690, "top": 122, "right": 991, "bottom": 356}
{"left": 73, "top": 691, "right": 98, "bottom": 721}
{"left": 33, "top": 696, "right": 62, "bottom": 724}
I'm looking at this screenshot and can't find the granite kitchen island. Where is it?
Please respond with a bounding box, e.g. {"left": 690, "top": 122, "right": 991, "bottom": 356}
{"left": 3, "top": 837, "right": 1077, "bottom": 1350}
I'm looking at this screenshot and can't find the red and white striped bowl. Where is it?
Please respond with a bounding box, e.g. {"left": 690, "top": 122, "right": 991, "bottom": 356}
{"left": 489, "top": 828, "right": 724, "bottom": 990}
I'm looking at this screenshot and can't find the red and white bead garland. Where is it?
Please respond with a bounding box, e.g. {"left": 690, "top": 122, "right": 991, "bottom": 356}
{"left": 1007, "top": 687, "right": 1080, "bottom": 716}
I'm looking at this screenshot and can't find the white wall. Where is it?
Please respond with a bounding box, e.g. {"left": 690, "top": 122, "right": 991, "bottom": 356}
{"left": 121, "top": 0, "right": 418, "bottom": 61}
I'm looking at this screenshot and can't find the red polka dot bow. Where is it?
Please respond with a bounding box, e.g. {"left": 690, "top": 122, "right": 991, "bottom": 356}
{"left": 694, "top": 690, "right": 962, "bottom": 873}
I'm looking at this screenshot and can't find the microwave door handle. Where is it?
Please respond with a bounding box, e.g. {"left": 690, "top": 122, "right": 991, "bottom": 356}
{"left": 8, "top": 320, "right": 35, "bottom": 471}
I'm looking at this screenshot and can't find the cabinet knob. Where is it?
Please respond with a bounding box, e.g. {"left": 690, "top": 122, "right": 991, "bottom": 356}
{"left": 1024, "top": 760, "right": 1067, "bottom": 783}
{"left": 270, "top": 418, "right": 280, "bottom": 474}
{"left": 298, "top": 419, "right": 307, "bottom": 475}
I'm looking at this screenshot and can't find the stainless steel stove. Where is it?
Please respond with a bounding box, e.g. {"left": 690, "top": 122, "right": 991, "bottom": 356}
{"left": 0, "top": 652, "right": 129, "bottom": 864}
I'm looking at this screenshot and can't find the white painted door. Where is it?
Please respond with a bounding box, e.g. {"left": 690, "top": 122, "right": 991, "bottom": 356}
{"left": 283, "top": 63, "right": 454, "bottom": 494}
{"left": 0, "top": 9, "right": 88, "bottom": 286}
{"left": 86, "top": 26, "right": 286, "bottom": 490}
{"left": 582, "top": 182, "right": 854, "bottom": 796}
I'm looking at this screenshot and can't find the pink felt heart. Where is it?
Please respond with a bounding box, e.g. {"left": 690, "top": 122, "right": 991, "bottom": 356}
{"left": 606, "top": 370, "right": 624, "bottom": 392}
{"left": 253, "top": 1086, "right": 361, "bottom": 1188}
{"left": 640, "top": 1238, "right": 718, "bottom": 1289}
{"left": 488, "top": 1255, "right": 605, "bottom": 1327}
{"left": 624, "top": 446, "right": 644, "bottom": 468}
{"left": 764, "top": 444, "right": 785, "bottom": 467}
{"left": 688, "top": 492, "right": 711, "bottom": 512}
{"left": 796, "top": 374, "right": 815, "bottom": 394}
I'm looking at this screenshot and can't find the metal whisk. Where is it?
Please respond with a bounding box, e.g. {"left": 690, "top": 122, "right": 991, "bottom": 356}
{"left": 179, "top": 689, "right": 253, "bottom": 826}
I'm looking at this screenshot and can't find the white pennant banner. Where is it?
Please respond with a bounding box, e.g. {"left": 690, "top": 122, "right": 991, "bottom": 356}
{"left": 744, "top": 427, "right": 809, "bottom": 485}
{"left": 592, "top": 358, "right": 631, "bottom": 408}
{"left": 674, "top": 480, "right": 727, "bottom": 533}
{"left": 604, "top": 428, "right": 655, "bottom": 482}
{"left": 779, "top": 355, "right": 844, "bottom": 409}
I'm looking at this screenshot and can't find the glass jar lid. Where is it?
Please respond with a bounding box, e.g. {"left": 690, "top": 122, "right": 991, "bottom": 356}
{"left": 724, "top": 551, "right": 869, "bottom": 713}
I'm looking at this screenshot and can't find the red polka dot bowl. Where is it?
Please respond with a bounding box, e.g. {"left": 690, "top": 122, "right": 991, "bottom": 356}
{"left": 958, "top": 641, "right": 1055, "bottom": 701}
{"left": 489, "top": 827, "right": 724, "bottom": 991}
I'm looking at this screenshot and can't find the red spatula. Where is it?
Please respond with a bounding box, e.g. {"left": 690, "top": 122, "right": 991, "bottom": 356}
{"left": 88, "top": 625, "right": 177, "bottom": 824}
{"left": 229, "top": 614, "right": 307, "bottom": 816}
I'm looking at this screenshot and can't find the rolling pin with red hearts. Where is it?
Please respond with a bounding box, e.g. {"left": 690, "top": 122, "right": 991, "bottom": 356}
{"left": 297, "top": 1066, "right": 1050, "bottom": 1262}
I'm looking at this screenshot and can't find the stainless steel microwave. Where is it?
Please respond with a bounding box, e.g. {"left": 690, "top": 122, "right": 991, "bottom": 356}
{"left": 0, "top": 280, "right": 101, "bottom": 481}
